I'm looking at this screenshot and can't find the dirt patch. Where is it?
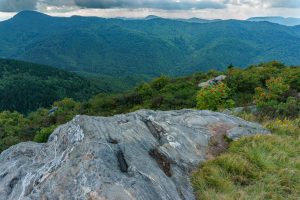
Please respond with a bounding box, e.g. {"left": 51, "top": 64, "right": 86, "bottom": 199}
{"left": 87, "top": 191, "right": 105, "bottom": 200}
{"left": 206, "top": 123, "right": 233, "bottom": 160}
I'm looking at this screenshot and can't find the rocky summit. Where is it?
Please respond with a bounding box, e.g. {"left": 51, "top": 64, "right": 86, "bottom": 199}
{"left": 0, "top": 109, "right": 269, "bottom": 200}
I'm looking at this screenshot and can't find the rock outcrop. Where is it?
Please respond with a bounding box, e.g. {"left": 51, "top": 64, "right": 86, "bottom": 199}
{"left": 0, "top": 109, "right": 270, "bottom": 200}
{"left": 198, "top": 75, "right": 226, "bottom": 88}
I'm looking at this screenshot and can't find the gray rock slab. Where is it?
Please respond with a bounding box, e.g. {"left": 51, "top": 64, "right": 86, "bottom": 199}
{"left": 0, "top": 109, "right": 270, "bottom": 200}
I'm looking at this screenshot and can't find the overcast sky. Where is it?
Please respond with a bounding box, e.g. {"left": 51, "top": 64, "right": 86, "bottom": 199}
{"left": 0, "top": 0, "right": 300, "bottom": 21}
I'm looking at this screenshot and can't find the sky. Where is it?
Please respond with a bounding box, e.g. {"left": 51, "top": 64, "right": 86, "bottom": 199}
{"left": 0, "top": 0, "right": 300, "bottom": 21}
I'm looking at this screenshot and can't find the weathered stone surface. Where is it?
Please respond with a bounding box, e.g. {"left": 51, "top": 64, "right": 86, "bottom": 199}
{"left": 0, "top": 109, "right": 270, "bottom": 200}
{"left": 198, "top": 75, "right": 226, "bottom": 88}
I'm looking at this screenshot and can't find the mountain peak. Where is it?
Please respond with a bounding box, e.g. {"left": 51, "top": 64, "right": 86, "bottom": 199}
{"left": 144, "top": 15, "right": 161, "bottom": 20}
{"left": 13, "top": 10, "right": 49, "bottom": 19}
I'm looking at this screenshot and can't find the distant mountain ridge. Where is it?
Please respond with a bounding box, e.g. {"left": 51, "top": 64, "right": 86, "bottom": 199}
{"left": 111, "top": 15, "right": 300, "bottom": 26}
{"left": 0, "top": 11, "right": 300, "bottom": 80}
{"left": 103, "top": 14, "right": 300, "bottom": 26}
{"left": 143, "top": 15, "right": 221, "bottom": 23}
{"left": 114, "top": 15, "right": 220, "bottom": 22}
{"left": 247, "top": 16, "right": 300, "bottom": 26}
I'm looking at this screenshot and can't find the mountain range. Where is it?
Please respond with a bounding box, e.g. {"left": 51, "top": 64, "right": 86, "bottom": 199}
{"left": 0, "top": 11, "right": 300, "bottom": 80}
{"left": 247, "top": 16, "right": 300, "bottom": 26}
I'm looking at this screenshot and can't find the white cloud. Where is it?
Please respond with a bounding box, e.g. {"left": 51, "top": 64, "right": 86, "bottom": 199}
{"left": 0, "top": 11, "right": 14, "bottom": 20}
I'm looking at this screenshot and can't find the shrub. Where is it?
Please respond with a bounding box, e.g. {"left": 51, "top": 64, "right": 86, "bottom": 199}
{"left": 264, "top": 117, "right": 300, "bottom": 137}
{"left": 254, "top": 77, "right": 299, "bottom": 118}
{"left": 0, "top": 111, "right": 30, "bottom": 152}
{"left": 52, "top": 98, "right": 81, "bottom": 123}
{"left": 150, "top": 76, "right": 170, "bottom": 90}
{"left": 0, "top": 111, "right": 29, "bottom": 137}
{"left": 34, "top": 125, "right": 57, "bottom": 143}
{"left": 196, "top": 83, "right": 235, "bottom": 111}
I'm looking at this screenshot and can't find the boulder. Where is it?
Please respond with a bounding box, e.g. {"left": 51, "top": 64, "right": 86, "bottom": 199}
{"left": 0, "top": 109, "right": 270, "bottom": 200}
{"left": 198, "top": 75, "right": 227, "bottom": 88}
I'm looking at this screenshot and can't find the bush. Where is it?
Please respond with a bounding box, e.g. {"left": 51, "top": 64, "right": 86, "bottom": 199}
{"left": 264, "top": 117, "right": 300, "bottom": 137}
{"left": 196, "top": 83, "right": 235, "bottom": 111}
{"left": 254, "top": 77, "right": 299, "bottom": 118}
{"left": 150, "top": 76, "right": 170, "bottom": 90}
{"left": 52, "top": 98, "right": 81, "bottom": 124}
{"left": 0, "top": 111, "right": 29, "bottom": 136}
{"left": 0, "top": 111, "right": 30, "bottom": 152}
{"left": 34, "top": 125, "right": 57, "bottom": 143}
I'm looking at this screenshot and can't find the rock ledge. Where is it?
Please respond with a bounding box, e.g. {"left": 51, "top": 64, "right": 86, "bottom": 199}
{"left": 0, "top": 109, "right": 269, "bottom": 200}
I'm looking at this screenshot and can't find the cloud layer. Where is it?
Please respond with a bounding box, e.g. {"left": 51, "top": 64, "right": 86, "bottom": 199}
{"left": 74, "top": 0, "right": 225, "bottom": 10}
{"left": 0, "top": 0, "right": 227, "bottom": 12}
{"left": 226, "top": 0, "right": 300, "bottom": 8}
{"left": 0, "top": 0, "right": 37, "bottom": 12}
{"left": 0, "top": 0, "right": 300, "bottom": 12}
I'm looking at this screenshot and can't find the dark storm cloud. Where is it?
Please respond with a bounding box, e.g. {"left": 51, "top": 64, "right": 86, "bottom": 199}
{"left": 74, "top": 0, "right": 225, "bottom": 10}
{"left": 0, "top": 0, "right": 76, "bottom": 12}
{"left": 0, "top": 0, "right": 300, "bottom": 13}
{"left": 0, "top": 0, "right": 226, "bottom": 12}
{"left": 0, "top": 0, "right": 38, "bottom": 12}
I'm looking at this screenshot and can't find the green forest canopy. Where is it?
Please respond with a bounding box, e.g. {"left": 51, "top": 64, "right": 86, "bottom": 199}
{"left": 0, "top": 59, "right": 105, "bottom": 114}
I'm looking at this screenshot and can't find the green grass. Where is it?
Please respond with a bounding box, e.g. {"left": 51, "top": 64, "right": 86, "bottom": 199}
{"left": 192, "top": 116, "right": 300, "bottom": 200}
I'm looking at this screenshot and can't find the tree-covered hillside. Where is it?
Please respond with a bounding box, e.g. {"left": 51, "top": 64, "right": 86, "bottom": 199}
{"left": 0, "top": 59, "right": 105, "bottom": 114}
{"left": 1, "top": 11, "right": 300, "bottom": 79}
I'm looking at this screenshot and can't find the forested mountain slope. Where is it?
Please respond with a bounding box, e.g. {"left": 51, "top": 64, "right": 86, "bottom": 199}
{"left": 0, "top": 59, "right": 104, "bottom": 114}
{"left": 1, "top": 11, "right": 300, "bottom": 78}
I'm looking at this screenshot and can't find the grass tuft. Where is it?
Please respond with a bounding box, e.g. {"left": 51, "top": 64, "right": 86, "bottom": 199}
{"left": 192, "top": 117, "right": 300, "bottom": 200}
